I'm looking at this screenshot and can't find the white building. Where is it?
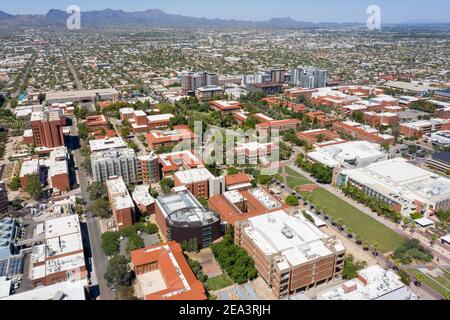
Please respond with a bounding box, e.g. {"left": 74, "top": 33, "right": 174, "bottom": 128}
{"left": 89, "top": 137, "right": 127, "bottom": 153}
{"left": 339, "top": 158, "right": 450, "bottom": 216}
{"left": 31, "top": 215, "right": 87, "bottom": 288}
{"left": 307, "top": 141, "right": 388, "bottom": 169}
{"left": 318, "top": 265, "right": 419, "bottom": 300}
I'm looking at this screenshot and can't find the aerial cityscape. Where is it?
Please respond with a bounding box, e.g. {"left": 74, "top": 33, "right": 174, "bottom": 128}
{"left": 0, "top": 0, "right": 449, "bottom": 306}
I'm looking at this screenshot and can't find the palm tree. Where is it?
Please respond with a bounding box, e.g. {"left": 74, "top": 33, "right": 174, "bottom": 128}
{"left": 347, "top": 228, "right": 353, "bottom": 238}
{"left": 415, "top": 273, "right": 424, "bottom": 287}
{"left": 372, "top": 242, "right": 379, "bottom": 256}
{"left": 355, "top": 234, "right": 363, "bottom": 245}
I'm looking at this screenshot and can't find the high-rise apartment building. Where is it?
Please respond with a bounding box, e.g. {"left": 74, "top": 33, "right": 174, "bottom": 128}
{"left": 181, "top": 72, "right": 219, "bottom": 94}
{"left": 293, "top": 66, "right": 328, "bottom": 89}
{"left": 91, "top": 148, "right": 138, "bottom": 184}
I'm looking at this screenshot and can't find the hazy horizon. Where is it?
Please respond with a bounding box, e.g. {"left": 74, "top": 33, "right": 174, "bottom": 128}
{"left": 1, "top": 0, "right": 449, "bottom": 24}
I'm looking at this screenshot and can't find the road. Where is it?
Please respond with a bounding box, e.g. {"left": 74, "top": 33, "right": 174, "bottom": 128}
{"left": 60, "top": 41, "right": 83, "bottom": 90}
{"left": 70, "top": 117, "right": 116, "bottom": 300}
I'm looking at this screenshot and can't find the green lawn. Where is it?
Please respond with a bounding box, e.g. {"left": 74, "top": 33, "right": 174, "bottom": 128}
{"left": 407, "top": 269, "right": 449, "bottom": 296}
{"left": 280, "top": 166, "right": 405, "bottom": 253}
{"left": 207, "top": 274, "right": 233, "bottom": 291}
{"left": 284, "top": 167, "right": 311, "bottom": 189}
{"left": 301, "top": 188, "right": 405, "bottom": 253}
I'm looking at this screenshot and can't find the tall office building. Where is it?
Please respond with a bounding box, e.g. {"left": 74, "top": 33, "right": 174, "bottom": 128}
{"left": 270, "top": 68, "right": 286, "bottom": 84}
{"left": 182, "top": 71, "right": 219, "bottom": 94}
{"left": 293, "top": 66, "right": 328, "bottom": 89}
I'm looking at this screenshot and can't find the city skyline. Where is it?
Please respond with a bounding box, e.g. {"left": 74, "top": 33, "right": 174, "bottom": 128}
{"left": 1, "top": 0, "right": 450, "bottom": 23}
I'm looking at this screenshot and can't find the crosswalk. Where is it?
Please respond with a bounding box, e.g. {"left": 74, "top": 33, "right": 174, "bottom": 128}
{"left": 85, "top": 217, "right": 99, "bottom": 224}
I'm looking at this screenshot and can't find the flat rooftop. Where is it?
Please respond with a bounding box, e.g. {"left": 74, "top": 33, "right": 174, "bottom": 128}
{"left": 48, "top": 147, "right": 69, "bottom": 177}
{"left": 147, "top": 113, "right": 174, "bottom": 122}
{"left": 46, "top": 88, "right": 118, "bottom": 100}
{"left": 243, "top": 211, "right": 345, "bottom": 267}
{"left": 174, "top": 167, "right": 214, "bottom": 184}
{"left": 342, "top": 158, "right": 450, "bottom": 204}
{"left": 106, "top": 178, "right": 134, "bottom": 210}
{"left": 401, "top": 118, "right": 450, "bottom": 129}
{"left": 2, "top": 279, "right": 88, "bottom": 300}
{"left": 308, "top": 141, "right": 385, "bottom": 168}
{"left": 132, "top": 185, "right": 155, "bottom": 207}
{"left": 89, "top": 137, "right": 127, "bottom": 153}
{"left": 19, "top": 158, "right": 40, "bottom": 177}
{"left": 156, "top": 189, "right": 219, "bottom": 226}
{"left": 319, "top": 265, "right": 419, "bottom": 300}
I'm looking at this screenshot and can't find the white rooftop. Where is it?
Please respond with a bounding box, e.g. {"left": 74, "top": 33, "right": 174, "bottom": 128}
{"left": 89, "top": 137, "right": 127, "bottom": 152}
{"left": 20, "top": 158, "right": 40, "bottom": 177}
{"left": 401, "top": 118, "right": 450, "bottom": 130}
{"left": 132, "top": 185, "right": 155, "bottom": 207}
{"left": 147, "top": 113, "right": 174, "bottom": 122}
{"left": 174, "top": 167, "right": 214, "bottom": 184}
{"left": 48, "top": 147, "right": 69, "bottom": 177}
{"left": 319, "top": 265, "right": 419, "bottom": 300}
{"left": 342, "top": 158, "right": 450, "bottom": 209}
{"left": 2, "top": 279, "right": 88, "bottom": 300}
{"left": 308, "top": 141, "right": 386, "bottom": 169}
{"left": 106, "top": 178, "right": 134, "bottom": 210}
{"left": 243, "top": 211, "right": 345, "bottom": 267}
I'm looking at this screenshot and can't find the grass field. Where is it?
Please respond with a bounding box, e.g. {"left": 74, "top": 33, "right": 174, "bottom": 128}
{"left": 282, "top": 166, "right": 405, "bottom": 253}
{"left": 207, "top": 274, "right": 233, "bottom": 291}
{"left": 284, "top": 167, "right": 312, "bottom": 189}
{"left": 406, "top": 268, "right": 449, "bottom": 297}
{"left": 303, "top": 188, "right": 405, "bottom": 253}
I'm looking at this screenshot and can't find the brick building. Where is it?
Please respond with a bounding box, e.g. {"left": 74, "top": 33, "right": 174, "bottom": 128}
{"left": 235, "top": 211, "right": 345, "bottom": 299}
{"left": 130, "top": 241, "right": 207, "bottom": 300}
{"left": 106, "top": 177, "right": 136, "bottom": 231}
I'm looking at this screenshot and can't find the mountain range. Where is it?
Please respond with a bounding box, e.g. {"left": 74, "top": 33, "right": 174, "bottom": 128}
{"left": 0, "top": 8, "right": 356, "bottom": 28}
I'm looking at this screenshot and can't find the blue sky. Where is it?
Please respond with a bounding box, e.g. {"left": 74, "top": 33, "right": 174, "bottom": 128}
{"left": 1, "top": 0, "right": 449, "bottom": 23}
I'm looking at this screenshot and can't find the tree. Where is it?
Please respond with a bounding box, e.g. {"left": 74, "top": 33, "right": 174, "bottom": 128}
{"left": 117, "top": 286, "right": 138, "bottom": 300}
{"left": 285, "top": 195, "right": 299, "bottom": 207}
{"left": 181, "top": 238, "right": 199, "bottom": 253}
{"left": 87, "top": 182, "right": 107, "bottom": 201}
{"left": 120, "top": 126, "right": 131, "bottom": 138}
{"left": 89, "top": 199, "right": 111, "bottom": 218}
{"left": 104, "top": 255, "right": 132, "bottom": 288}
{"left": 198, "top": 197, "right": 208, "bottom": 208}
{"left": 244, "top": 115, "right": 260, "bottom": 130}
{"left": 24, "top": 174, "right": 42, "bottom": 200}
{"left": 160, "top": 178, "right": 174, "bottom": 194}
{"left": 398, "top": 269, "right": 411, "bottom": 285}
{"left": 342, "top": 256, "right": 359, "bottom": 280}
{"left": 101, "top": 231, "right": 121, "bottom": 256}
{"left": 126, "top": 233, "right": 145, "bottom": 254}
{"left": 415, "top": 273, "right": 424, "bottom": 287}
{"left": 258, "top": 175, "right": 272, "bottom": 185}
{"left": 148, "top": 187, "right": 159, "bottom": 198}
{"left": 77, "top": 123, "right": 89, "bottom": 140}
{"left": 8, "top": 175, "right": 21, "bottom": 191}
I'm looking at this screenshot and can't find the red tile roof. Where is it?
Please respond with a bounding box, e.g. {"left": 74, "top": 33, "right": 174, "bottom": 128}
{"left": 131, "top": 241, "right": 207, "bottom": 301}
{"left": 225, "top": 173, "right": 252, "bottom": 187}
